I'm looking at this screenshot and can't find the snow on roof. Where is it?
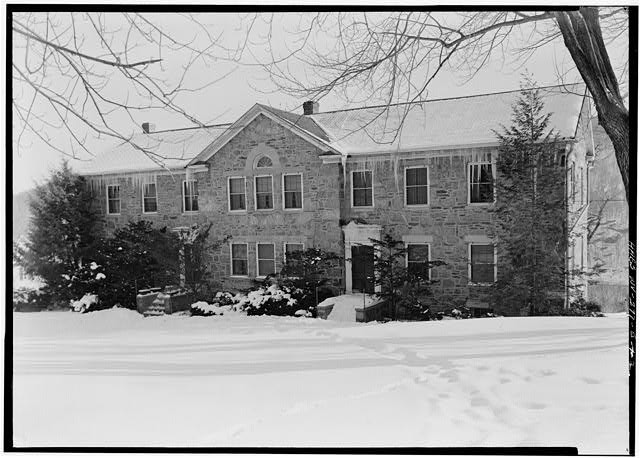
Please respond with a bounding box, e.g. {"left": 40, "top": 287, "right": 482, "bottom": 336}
{"left": 78, "top": 124, "right": 231, "bottom": 176}
{"left": 309, "top": 84, "right": 586, "bottom": 155}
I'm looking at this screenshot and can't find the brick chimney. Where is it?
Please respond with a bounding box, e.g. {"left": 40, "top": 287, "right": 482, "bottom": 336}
{"left": 302, "top": 101, "right": 319, "bottom": 115}
{"left": 142, "top": 122, "right": 155, "bottom": 133}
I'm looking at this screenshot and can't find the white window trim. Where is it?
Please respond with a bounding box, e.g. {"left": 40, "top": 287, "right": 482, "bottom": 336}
{"left": 141, "top": 181, "right": 158, "bottom": 214}
{"left": 182, "top": 180, "right": 199, "bottom": 214}
{"left": 254, "top": 174, "right": 274, "bottom": 211}
{"left": 404, "top": 166, "right": 430, "bottom": 207}
{"left": 106, "top": 184, "right": 121, "bottom": 215}
{"left": 405, "top": 243, "right": 432, "bottom": 281}
{"left": 283, "top": 242, "right": 305, "bottom": 263}
{"left": 467, "top": 242, "right": 497, "bottom": 286}
{"left": 467, "top": 161, "right": 496, "bottom": 206}
{"left": 256, "top": 242, "right": 276, "bottom": 279}
{"left": 282, "top": 173, "right": 304, "bottom": 211}
{"left": 229, "top": 242, "right": 249, "bottom": 278}
{"left": 227, "top": 176, "right": 247, "bottom": 213}
{"left": 351, "top": 170, "right": 374, "bottom": 209}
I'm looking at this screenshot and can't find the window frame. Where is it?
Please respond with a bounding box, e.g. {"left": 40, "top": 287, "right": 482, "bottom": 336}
{"left": 229, "top": 242, "right": 249, "bottom": 278}
{"left": 468, "top": 243, "right": 497, "bottom": 285}
{"left": 255, "top": 155, "right": 274, "bottom": 169}
{"left": 141, "top": 181, "right": 158, "bottom": 214}
{"left": 404, "top": 166, "right": 430, "bottom": 207}
{"left": 256, "top": 242, "right": 276, "bottom": 278}
{"left": 106, "top": 184, "right": 121, "bottom": 215}
{"left": 227, "top": 176, "right": 247, "bottom": 213}
{"left": 254, "top": 174, "right": 274, "bottom": 211}
{"left": 182, "top": 180, "right": 199, "bottom": 213}
{"left": 467, "top": 161, "right": 495, "bottom": 205}
{"left": 351, "top": 170, "right": 374, "bottom": 209}
{"left": 282, "top": 173, "right": 304, "bottom": 211}
{"left": 405, "top": 243, "right": 431, "bottom": 281}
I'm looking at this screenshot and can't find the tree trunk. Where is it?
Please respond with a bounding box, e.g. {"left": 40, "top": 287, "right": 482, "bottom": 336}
{"left": 554, "top": 8, "right": 630, "bottom": 204}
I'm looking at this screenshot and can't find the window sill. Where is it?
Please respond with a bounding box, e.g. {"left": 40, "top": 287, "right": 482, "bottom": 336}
{"left": 230, "top": 275, "right": 249, "bottom": 279}
{"left": 351, "top": 205, "right": 375, "bottom": 210}
{"left": 142, "top": 211, "right": 158, "bottom": 215}
{"left": 467, "top": 202, "right": 494, "bottom": 207}
{"left": 283, "top": 207, "right": 303, "bottom": 212}
{"left": 405, "top": 204, "right": 430, "bottom": 209}
{"left": 255, "top": 208, "right": 275, "bottom": 212}
{"left": 468, "top": 282, "right": 495, "bottom": 287}
{"left": 228, "top": 209, "right": 247, "bottom": 214}
{"left": 182, "top": 211, "right": 199, "bottom": 214}
{"left": 107, "top": 213, "right": 121, "bottom": 216}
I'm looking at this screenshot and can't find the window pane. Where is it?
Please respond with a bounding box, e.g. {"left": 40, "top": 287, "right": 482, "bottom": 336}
{"left": 143, "top": 198, "right": 157, "bottom": 213}
{"left": 470, "top": 164, "right": 493, "bottom": 203}
{"left": 230, "top": 194, "right": 245, "bottom": 211}
{"left": 286, "top": 244, "right": 303, "bottom": 255}
{"left": 408, "top": 245, "right": 429, "bottom": 262}
{"left": 257, "top": 193, "right": 273, "bottom": 209}
{"left": 108, "top": 199, "right": 120, "bottom": 214}
{"left": 232, "top": 244, "right": 247, "bottom": 259}
{"left": 229, "top": 178, "right": 244, "bottom": 194}
{"left": 256, "top": 176, "right": 272, "bottom": 193}
{"left": 479, "top": 164, "right": 493, "bottom": 182}
{"left": 284, "top": 174, "right": 301, "bottom": 191}
{"left": 472, "top": 264, "right": 494, "bottom": 283}
{"left": 471, "top": 245, "right": 494, "bottom": 263}
{"left": 258, "top": 260, "right": 275, "bottom": 276}
{"left": 285, "top": 191, "right": 302, "bottom": 209}
{"left": 256, "top": 156, "right": 273, "bottom": 168}
{"left": 258, "top": 244, "right": 275, "bottom": 259}
{"left": 406, "top": 186, "right": 428, "bottom": 205}
{"left": 406, "top": 168, "right": 428, "bottom": 186}
{"left": 108, "top": 185, "right": 119, "bottom": 199}
{"left": 353, "top": 171, "right": 371, "bottom": 188}
{"left": 353, "top": 189, "right": 372, "bottom": 207}
{"left": 232, "top": 260, "right": 248, "bottom": 276}
{"left": 143, "top": 183, "right": 156, "bottom": 198}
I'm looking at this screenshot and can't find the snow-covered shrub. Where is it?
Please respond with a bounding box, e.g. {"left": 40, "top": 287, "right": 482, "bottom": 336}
{"left": 242, "top": 284, "right": 301, "bottom": 316}
{"left": 190, "top": 301, "right": 225, "bottom": 316}
{"left": 70, "top": 293, "right": 99, "bottom": 313}
{"left": 190, "top": 292, "right": 247, "bottom": 316}
{"left": 13, "top": 287, "right": 47, "bottom": 312}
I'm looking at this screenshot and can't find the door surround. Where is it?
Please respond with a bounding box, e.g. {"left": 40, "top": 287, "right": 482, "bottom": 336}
{"left": 343, "top": 221, "right": 382, "bottom": 293}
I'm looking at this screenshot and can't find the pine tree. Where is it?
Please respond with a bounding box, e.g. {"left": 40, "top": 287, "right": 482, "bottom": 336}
{"left": 492, "top": 79, "right": 568, "bottom": 315}
{"left": 16, "top": 161, "right": 98, "bottom": 302}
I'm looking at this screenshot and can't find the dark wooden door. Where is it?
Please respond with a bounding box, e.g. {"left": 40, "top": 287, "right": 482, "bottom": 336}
{"left": 352, "top": 245, "right": 374, "bottom": 293}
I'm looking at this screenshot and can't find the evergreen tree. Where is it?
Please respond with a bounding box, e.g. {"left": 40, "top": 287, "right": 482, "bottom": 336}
{"left": 16, "top": 161, "right": 98, "bottom": 303}
{"left": 492, "top": 79, "right": 568, "bottom": 315}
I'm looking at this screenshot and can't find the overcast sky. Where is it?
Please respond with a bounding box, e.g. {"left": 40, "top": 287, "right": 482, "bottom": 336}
{"left": 11, "top": 11, "right": 628, "bottom": 194}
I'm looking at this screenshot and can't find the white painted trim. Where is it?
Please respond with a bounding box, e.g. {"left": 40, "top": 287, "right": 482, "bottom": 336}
{"left": 467, "top": 242, "right": 497, "bottom": 285}
{"left": 182, "top": 180, "right": 199, "bottom": 213}
{"left": 350, "top": 170, "right": 374, "bottom": 209}
{"left": 467, "top": 161, "right": 496, "bottom": 206}
{"left": 106, "top": 184, "right": 121, "bottom": 215}
{"left": 463, "top": 234, "right": 492, "bottom": 243}
{"left": 405, "top": 242, "right": 432, "bottom": 281}
{"left": 229, "top": 242, "right": 249, "bottom": 277}
{"left": 404, "top": 165, "right": 430, "bottom": 207}
{"left": 402, "top": 235, "right": 434, "bottom": 244}
{"left": 227, "top": 176, "right": 247, "bottom": 213}
{"left": 141, "top": 181, "right": 158, "bottom": 214}
{"left": 282, "top": 172, "right": 304, "bottom": 211}
{"left": 186, "top": 164, "right": 208, "bottom": 173}
{"left": 254, "top": 174, "right": 274, "bottom": 211}
{"left": 256, "top": 242, "right": 276, "bottom": 278}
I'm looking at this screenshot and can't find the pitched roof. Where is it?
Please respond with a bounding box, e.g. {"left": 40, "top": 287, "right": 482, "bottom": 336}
{"left": 307, "top": 84, "right": 587, "bottom": 155}
{"left": 78, "top": 124, "right": 230, "bottom": 176}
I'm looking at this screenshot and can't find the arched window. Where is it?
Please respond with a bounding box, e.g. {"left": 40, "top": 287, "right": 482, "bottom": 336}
{"left": 255, "top": 155, "right": 273, "bottom": 168}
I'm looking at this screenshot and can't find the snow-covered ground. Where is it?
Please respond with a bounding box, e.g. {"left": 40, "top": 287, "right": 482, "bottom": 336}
{"left": 12, "top": 309, "right": 629, "bottom": 452}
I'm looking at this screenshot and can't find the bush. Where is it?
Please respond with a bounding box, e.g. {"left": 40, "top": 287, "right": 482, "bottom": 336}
{"left": 190, "top": 292, "right": 246, "bottom": 316}
{"left": 563, "top": 297, "right": 604, "bottom": 317}
{"left": 241, "top": 284, "right": 301, "bottom": 316}
{"left": 13, "top": 287, "right": 47, "bottom": 312}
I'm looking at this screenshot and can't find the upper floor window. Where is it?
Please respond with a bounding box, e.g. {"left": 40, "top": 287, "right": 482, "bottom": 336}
{"left": 352, "top": 170, "right": 373, "bottom": 207}
{"left": 142, "top": 182, "right": 158, "bottom": 213}
{"left": 283, "top": 173, "right": 303, "bottom": 209}
{"left": 257, "top": 243, "right": 276, "bottom": 277}
{"left": 469, "top": 243, "right": 496, "bottom": 284}
{"left": 405, "top": 167, "right": 429, "bottom": 206}
{"left": 231, "top": 243, "right": 248, "bottom": 276}
{"left": 256, "top": 155, "right": 273, "bottom": 168}
{"left": 183, "top": 180, "right": 199, "bottom": 212}
{"left": 228, "top": 177, "right": 246, "bottom": 211}
{"left": 107, "top": 184, "right": 121, "bottom": 215}
{"left": 406, "top": 244, "right": 430, "bottom": 280}
{"left": 469, "top": 162, "right": 494, "bottom": 204}
{"left": 255, "top": 175, "right": 274, "bottom": 210}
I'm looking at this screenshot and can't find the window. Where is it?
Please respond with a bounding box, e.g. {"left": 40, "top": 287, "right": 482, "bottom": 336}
{"left": 405, "top": 167, "right": 429, "bottom": 206}
{"left": 231, "top": 243, "right": 248, "bottom": 276}
{"left": 352, "top": 170, "right": 373, "bottom": 207}
{"left": 228, "top": 177, "right": 246, "bottom": 211}
{"left": 255, "top": 176, "right": 273, "bottom": 210}
{"left": 283, "top": 174, "right": 303, "bottom": 209}
{"left": 257, "top": 243, "right": 276, "bottom": 277}
{"left": 183, "top": 181, "right": 199, "bottom": 212}
{"left": 406, "top": 244, "right": 430, "bottom": 280}
{"left": 142, "top": 182, "right": 158, "bottom": 213}
{"left": 284, "top": 243, "right": 304, "bottom": 276}
{"left": 469, "top": 244, "right": 496, "bottom": 283}
{"left": 469, "top": 162, "right": 494, "bottom": 204}
{"left": 107, "top": 184, "right": 121, "bottom": 215}
{"left": 256, "top": 156, "right": 273, "bottom": 168}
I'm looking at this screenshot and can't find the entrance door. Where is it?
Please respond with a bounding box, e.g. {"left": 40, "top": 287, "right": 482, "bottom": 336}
{"left": 351, "top": 245, "right": 374, "bottom": 293}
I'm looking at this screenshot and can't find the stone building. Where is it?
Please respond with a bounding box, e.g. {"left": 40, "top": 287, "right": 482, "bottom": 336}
{"left": 79, "top": 84, "right": 593, "bottom": 315}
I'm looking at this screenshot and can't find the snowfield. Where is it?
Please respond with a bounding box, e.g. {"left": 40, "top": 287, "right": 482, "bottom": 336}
{"left": 12, "top": 309, "right": 629, "bottom": 452}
